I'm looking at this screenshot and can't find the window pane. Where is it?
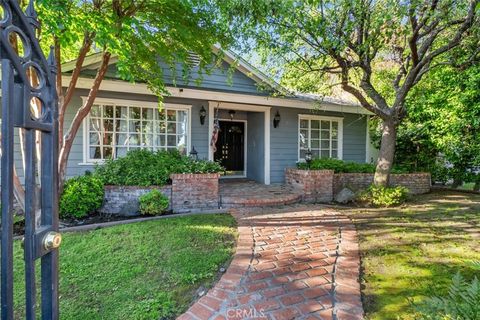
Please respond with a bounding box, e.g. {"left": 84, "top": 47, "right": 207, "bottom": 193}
{"left": 321, "top": 140, "right": 330, "bottom": 149}
{"left": 115, "top": 147, "right": 128, "bottom": 158}
{"left": 167, "top": 123, "right": 176, "bottom": 134}
{"left": 142, "top": 121, "right": 154, "bottom": 134}
{"left": 332, "top": 150, "right": 338, "bottom": 158}
{"left": 311, "top": 140, "right": 320, "bottom": 148}
{"left": 177, "top": 110, "right": 187, "bottom": 123}
{"left": 143, "top": 134, "right": 154, "bottom": 146}
{"left": 116, "top": 133, "right": 128, "bottom": 146}
{"left": 157, "top": 109, "right": 166, "bottom": 121}
{"left": 332, "top": 140, "right": 338, "bottom": 149}
{"left": 129, "top": 120, "right": 141, "bottom": 132}
{"left": 155, "top": 135, "right": 166, "bottom": 147}
{"left": 312, "top": 150, "right": 320, "bottom": 157}
{"left": 90, "top": 147, "right": 101, "bottom": 159}
{"left": 158, "top": 121, "right": 166, "bottom": 133}
{"left": 311, "top": 120, "right": 320, "bottom": 129}
{"left": 332, "top": 129, "right": 338, "bottom": 139}
{"left": 167, "top": 110, "right": 176, "bottom": 121}
{"left": 142, "top": 108, "right": 153, "bottom": 120}
{"left": 89, "top": 118, "right": 102, "bottom": 131}
{"left": 130, "top": 107, "right": 141, "bottom": 119}
{"left": 129, "top": 134, "right": 140, "bottom": 146}
{"left": 321, "top": 150, "right": 330, "bottom": 158}
{"left": 300, "top": 119, "right": 308, "bottom": 129}
{"left": 104, "top": 105, "right": 114, "bottom": 118}
{"left": 115, "top": 106, "right": 128, "bottom": 119}
{"left": 311, "top": 130, "right": 319, "bottom": 139}
{"left": 103, "top": 132, "right": 113, "bottom": 146}
{"left": 103, "top": 119, "right": 114, "bottom": 132}
{"left": 321, "top": 131, "right": 330, "bottom": 139}
{"left": 321, "top": 121, "right": 330, "bottom": 130}
{"left": 103, "top": 147, "right": 113, "bottom": 159}
{"left": 91, "top": 105, "right": 101, "bottom": 117}
{"left": 300, "top": 149, "right": 306, "bottom": 159}
{"left": 115, "top": 120, "right": 128, "bottom": 132}
{"left": 299, "top": 133, "right": 308, "bottom": 148}
{"left": 167, "top": 135, "right": 176, "bottom": 146}
{"left": 332, "top": 122, "right": 338, "bottom": 130}
{"left": 89, "top": 133, "right": 100, "bottom": 145}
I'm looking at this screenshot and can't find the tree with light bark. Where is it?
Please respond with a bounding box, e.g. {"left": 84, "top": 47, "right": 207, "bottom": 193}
{"left": 224, "top": 0, "right": 480, "bottom": 185}
{"left": 9, "top": 0, "right": 231, "bottom": 209}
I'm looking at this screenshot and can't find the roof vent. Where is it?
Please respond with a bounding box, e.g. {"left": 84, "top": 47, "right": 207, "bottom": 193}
{"left": 186, "top": 52, "right": 201, "bottom": 67}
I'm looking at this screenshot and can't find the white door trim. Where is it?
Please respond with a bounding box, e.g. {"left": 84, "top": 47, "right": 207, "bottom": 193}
{"left": 208, "top": 101, "right": 271, "bottom": 185}
{"left": 216, "top": 119, "right": 247, "bottom": 179}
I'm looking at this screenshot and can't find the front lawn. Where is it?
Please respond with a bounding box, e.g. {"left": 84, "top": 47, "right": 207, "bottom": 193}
{"left": 340, "top": 191, "right": 480, "bottom": 320}
{"left": 13, "top": 214, "right": 237, "bottom": 319}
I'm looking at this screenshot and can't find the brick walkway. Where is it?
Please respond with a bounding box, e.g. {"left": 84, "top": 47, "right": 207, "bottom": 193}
{"left": 178, "top": 205, "right": 363, "bottom": 320}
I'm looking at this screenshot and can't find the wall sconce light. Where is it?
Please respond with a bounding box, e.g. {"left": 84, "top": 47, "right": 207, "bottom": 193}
{"left": 229, "top": 110, "right": 236, "bottom": 120}
{"left": 273, "top": 110, "right": 281, "bottom": 128}
{"left": 199, "top": 106, "right": 207, "bottom": 125}
{"left": 189, "top": 146, "right": 198, "bottom": 161}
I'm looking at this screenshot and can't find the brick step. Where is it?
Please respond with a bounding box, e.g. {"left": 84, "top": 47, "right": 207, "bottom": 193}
{"left": 220, "top": 193, "right": 302, "bottom": 208}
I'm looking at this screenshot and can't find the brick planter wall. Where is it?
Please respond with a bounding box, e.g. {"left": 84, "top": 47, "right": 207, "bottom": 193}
{"left": 170, "top": 173, "right": 220, "bottom": 213}
{"left": 333, "top": 172, "right": 431, "bottom": 195}
{"left": 100, "top": 185, "right": 172, "bottom": 216}
{"left": 285, "top": 168, "right": 334, "bottom": 202}
{"left": 286, "top": 169, "right": 431, "bottom": 203}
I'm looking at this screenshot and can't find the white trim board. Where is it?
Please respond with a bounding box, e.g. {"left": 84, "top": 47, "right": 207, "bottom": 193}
{"left": 208, "top": 101, "right": 271, "bottom": 185}
{"left": 62, "top": 76, "right": 372, "bottom": 115}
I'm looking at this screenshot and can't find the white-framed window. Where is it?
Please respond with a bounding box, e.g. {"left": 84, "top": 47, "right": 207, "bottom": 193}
{"left": 83, "top": 98, "right": 191, "bottom": 162}
{"left": 298, "top": 115, "right": 343, "bottom": 160}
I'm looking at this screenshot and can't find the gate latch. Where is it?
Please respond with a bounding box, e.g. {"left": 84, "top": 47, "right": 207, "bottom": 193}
{"left": 43, "top": 232, "right": 62, "bottom": 251}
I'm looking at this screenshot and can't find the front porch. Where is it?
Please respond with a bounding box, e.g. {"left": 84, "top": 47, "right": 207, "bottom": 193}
{"left": 219, "top": 179, "right": 302, "bottom": 208}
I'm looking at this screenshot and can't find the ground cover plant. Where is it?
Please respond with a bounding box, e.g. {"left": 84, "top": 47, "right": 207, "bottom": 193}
{"left": 12, "top": 214, "right": 237, "bottom": 319}
{"left": 94, "top": 149, "right": 224, "bottom": 186}
{"left": 340, "top": 191, "right": 480, "bottom": 319}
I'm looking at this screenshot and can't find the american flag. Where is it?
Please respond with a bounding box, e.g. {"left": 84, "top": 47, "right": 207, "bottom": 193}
{"left": 210, "top": 118, "right": 220, "bottom": 153}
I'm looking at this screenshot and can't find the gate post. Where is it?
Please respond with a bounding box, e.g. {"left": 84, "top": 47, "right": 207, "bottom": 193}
{"left": 1, "top": 1, "right": 60, "bottom": 319}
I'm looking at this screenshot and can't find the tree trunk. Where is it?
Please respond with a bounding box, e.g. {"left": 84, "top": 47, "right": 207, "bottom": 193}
{"left": 373, "top": 120, "right": 397, "bottom": 186}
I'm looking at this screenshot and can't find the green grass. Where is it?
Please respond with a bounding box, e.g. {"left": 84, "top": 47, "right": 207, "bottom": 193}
{"left": 13, "top": 214, "right": 237, "bottom": 320}
{"left": 340, "top": 191, "right": 480, "bottom": 320}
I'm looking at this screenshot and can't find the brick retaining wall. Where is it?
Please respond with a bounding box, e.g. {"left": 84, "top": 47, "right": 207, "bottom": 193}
{"left": 100, "top": 185, "right": 172, "bottom": 216}
{"left": 333, "top": 172, "right": 431, "bottom": 195}
{"left": 285, "top": 168, "right": 334, "bottom": 202}
{"left": 286, "top": 169, "right": 431, "bottom": 203}
{"left": 170, "top": 173, "right": 220, "bottom": 213}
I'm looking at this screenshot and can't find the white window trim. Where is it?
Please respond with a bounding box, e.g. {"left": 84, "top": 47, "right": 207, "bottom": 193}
{"left": 80, "top": 97, "right": 192, "bottom": 164}
{"left": 298, "top": 114, "right": 343, "bottom": 161}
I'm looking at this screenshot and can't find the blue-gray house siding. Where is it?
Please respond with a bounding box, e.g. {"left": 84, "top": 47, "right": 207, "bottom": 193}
{"left": 4, "top": 53, "right": 370, "bottom": 185}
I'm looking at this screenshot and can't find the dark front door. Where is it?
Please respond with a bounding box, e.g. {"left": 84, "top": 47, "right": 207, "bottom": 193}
{"left": 214, "top": 121, "right": 245, "bottom": 173}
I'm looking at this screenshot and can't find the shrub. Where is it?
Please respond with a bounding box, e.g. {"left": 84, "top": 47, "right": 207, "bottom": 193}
{"left": 415, "top": 262, "right": 480, "bottom": 320}
{"left": 357, "top": 185, "right": 409, "bottom": 207}
{"left": 139, "top": 189, "right": 169, "bottom": 215}
{"left": 297, "top": 158, "right": 409, "bottom": 173}
{"left": 60, "top": 173, "right": 104, "bottom": 219}
{"left": 95, "top": 149, "right": 224, "bottom": 186}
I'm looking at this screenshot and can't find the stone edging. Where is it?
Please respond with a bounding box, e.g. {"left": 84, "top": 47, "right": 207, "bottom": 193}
{"left": 333, "top": 219, "right": 363, "bottom": 319}
{"left": 178, "top": 221, "right": 254, "bottom": 319}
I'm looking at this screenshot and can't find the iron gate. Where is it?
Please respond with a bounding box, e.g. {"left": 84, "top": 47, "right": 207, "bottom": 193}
{"left": 1, "top": 0, "right": 60, "bottom": 319}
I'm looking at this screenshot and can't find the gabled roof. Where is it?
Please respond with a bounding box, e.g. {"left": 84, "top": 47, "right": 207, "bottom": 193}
{"left": 61, "top": 47, "right": 361, "bottom": 108}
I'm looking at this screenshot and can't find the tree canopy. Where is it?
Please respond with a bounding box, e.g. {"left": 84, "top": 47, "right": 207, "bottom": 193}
{"left": 223, "top": 0, "right": 480, "bottom": 185}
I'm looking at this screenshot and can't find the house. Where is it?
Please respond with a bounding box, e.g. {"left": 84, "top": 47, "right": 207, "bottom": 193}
{"left": 54, "top": 49, "right": 376, "bottom": 185}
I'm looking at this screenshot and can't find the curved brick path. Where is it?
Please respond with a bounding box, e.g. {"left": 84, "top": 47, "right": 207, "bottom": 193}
{"left": 178, "top": 205, "right": 363, "bottom": 320}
